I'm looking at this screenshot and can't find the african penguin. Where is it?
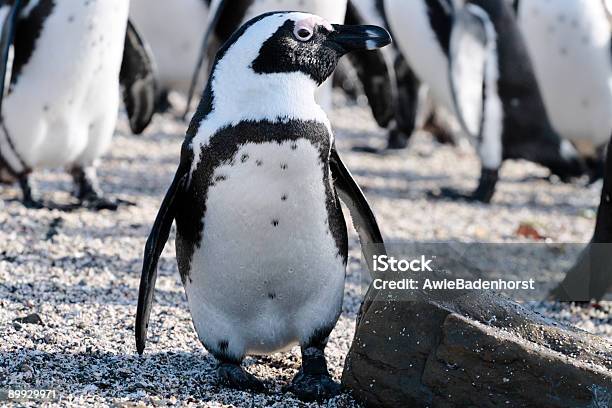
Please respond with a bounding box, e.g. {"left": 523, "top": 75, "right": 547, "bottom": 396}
{"left": 0, "top": 0, "right": 157, "bottom": 210}
{"left": 136, "top": 12, "right": 389, "bottom": 401}
{"left": 515, "top": 0, "right": 612, "bottom": 170}
{"left": 184, "top": 0, "right": 394, "bottom": 129}
{"left": 129, "top": 0, "right": 209, "bottom": 103}
{"left": 384, "top": 0, "right": 585, "bottom": 203}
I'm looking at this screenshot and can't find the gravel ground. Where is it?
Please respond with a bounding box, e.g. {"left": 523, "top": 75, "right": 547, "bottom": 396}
{"left": 0, "top": 95, "right": 610, "bottom": 407}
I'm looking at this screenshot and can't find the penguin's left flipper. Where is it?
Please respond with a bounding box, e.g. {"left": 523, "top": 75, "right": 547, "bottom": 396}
{"left": 344, "top": 0, "right": 394, "bottom": 128}
{"left": 330, "top": 146, "right": 386, "bottom": 273}
{"left": 440, "top": 4, "right": 501, "bottom": 203}
{"left": 135, "top": 165, "right": 188, "bottom": 354}
{"left": 120, "top": 20, "right": 158, "bottom": 135}
{"left": 0, "top": 1, "right": 23, "bottom": 112}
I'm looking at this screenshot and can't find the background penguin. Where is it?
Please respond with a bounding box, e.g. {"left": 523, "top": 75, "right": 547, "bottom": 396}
{"left": 515, "top": 0, "right": 612, "bottom": 179}
{"left": 129, "top": 0, "right": 209, "bottom": 112}
{"left": 384, "top": 0, "right": 585, "bottom": 203}
{"left": 0, "top": 0, "right": 157, "bottom": 210}
{"left": 136, "top": 12, "right": 389, "bottom": 401}
{"left": 551, "top": 138, "right": 612, "bottom": 303}
{"left": 184, "top": 0, "right": 395, "bottom": 129}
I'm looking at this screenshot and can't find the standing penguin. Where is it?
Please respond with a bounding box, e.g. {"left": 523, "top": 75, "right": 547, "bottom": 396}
{"left": 129, "top": 0, "right": 209, "bottom": 110}
{"left": 515, "top": 0, "right": 612, "bottom": 177}
{"left": 384, "top": 0, "right": 585, "bottom": 202}
{"left": 184, "top": 0, "right": 394, "bottom": 128}
{"left": 0, "top": 0, "right": 156, "bottom": 210}
{"left": 136, "top": 12, "right": 389, "bottom": 401}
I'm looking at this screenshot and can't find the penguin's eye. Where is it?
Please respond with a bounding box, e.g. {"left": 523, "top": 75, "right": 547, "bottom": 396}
{"left": 294, "top": 27, "right": 314, "bottom": 42}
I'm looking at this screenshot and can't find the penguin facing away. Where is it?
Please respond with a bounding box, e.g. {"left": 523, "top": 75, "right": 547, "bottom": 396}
{"left": 184, "top": 0, "right": 394, "bottom": 128}
{"left": 0, "top": 0, "right": 157, "bottom": 210}
{"left": 384, "top": 0, "right": 585, "bottom": 203}
{"left": 136, "top": 12, "right": 389, "bottom": 401}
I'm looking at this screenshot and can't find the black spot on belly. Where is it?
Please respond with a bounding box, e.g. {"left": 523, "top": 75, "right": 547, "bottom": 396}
{"left": 281, "top": 194, "right": 288, "bottom": 201}
{"left": 9, "top": 0, "right": 56, "bottom": 91}
{"left": 256, "top": 160, "right": 263, "bottom": 167}
{"left": 272, "top": 219, "right": 279, "bottom": 227}
{"left": 267, "top": 292, "right": 276, "bottom": 300}
{"left": 214, "top": 175, "right": 227, "bottom": 183}
{"left": 280, "top": 163, "right": 288, "bottom": 170}
{"left": 291, "top": 143, "right": 298, "bottom": 150}
{"left": 218, "top": 340, "right": 229, "bottom": 352}
{"left": 241, "top": 153, "right": 249, "bottom": 163}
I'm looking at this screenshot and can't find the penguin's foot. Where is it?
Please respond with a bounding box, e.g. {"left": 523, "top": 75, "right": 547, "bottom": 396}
{"left": 387, "top": 128, "right": 410, "bottom": 150}
{"left": 18, "top": 175, "right": 45, "bottom": 209}
{"left": 217, "top": 363, "right": 267, "bottom": 394}
{"left": 429, "top": 168, "right": 498, "bottom": 204}
{"left": 428, "top": 187, "right": 492, "bottom": 203}
{"left": 284, "top": 346, "right": 341, "bottom": 402}
{"left": 71, "top": 166, "right": 134, "bottom": 211}
{"left": 78, "top": 193, "right": 136, "bottom": 211}
{"left": 285, "top": 369, "right": 341, "bottom": 402}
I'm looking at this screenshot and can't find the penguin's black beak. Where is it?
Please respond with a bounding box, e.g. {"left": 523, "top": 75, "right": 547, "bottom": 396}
{"left": 327, "top": 24, "right": 392, "bottom": 54}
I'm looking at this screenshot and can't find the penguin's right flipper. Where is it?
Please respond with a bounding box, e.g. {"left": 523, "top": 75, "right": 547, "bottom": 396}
{"left": 344, "top": 0, "right": 394, "bottom": 128}
{"left": 0, "top": 0, "right": 23, "bottom": 112}
{"left": 135, "top": 165, "right": 189, "bottom": 354}
{"left": 330, "top": 146, "right": 385, "bottom": 270}
{"left": 120, "top": 20, "right": 158, "bottom": 135}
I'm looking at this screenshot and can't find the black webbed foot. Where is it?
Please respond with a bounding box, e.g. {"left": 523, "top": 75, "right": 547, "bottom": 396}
{"left": 217, "top": 362, "right": 267, "bottom": 394}
{"left": 285, "top": 368, "right": 341, "bottom": 402}
{"left": 284, "top": 346, "right": 341, "bottom": 402}
{"left": 428, "top": 187, "right": 492, "bottom": 203}
{"left": 18, "top": 175, "right": 45, "bottom": 209}
{"left": 71, "top": 166, "right": 134, "bottom": 211}
{"left": 428, "top": 167, "right": 498, "bottom": 204}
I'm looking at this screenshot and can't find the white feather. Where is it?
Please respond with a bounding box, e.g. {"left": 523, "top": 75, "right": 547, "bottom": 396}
{"left": 518, "top": 0, "right": 612, "bottom": 152}
{"left": 2, "top": 0, "right": 128, "bottom": 170}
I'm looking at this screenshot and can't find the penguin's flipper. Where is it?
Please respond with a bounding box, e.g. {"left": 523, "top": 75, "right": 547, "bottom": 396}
{"left": 0, "top": 0, "right": 23, "bottom": 112}
{"left": 448, "top": 4, "right": 492, "bottom": 140}
{"left": 120, "top": 20, "right": 157, "bottom": 135}
{"left": 344, "top": 0, "right": 394, "bottom": 128}
{"left": 330, "top": 146, "right": 385, "bottom": 266}
{"left": 135, "top": 166, "right": 188, "bottom": 354}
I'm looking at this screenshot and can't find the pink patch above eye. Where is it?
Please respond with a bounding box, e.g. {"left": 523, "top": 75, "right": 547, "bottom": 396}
{"left": 294, "top": 16, "right": 333, "bottom": 35}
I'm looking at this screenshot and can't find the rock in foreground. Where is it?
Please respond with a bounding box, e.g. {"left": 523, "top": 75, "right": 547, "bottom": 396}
{"left": 342, "top": 290, "right": 612, "bottom": 407}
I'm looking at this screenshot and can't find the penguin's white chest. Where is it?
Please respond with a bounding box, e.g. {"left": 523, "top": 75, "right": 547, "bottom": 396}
{"left": 519, "top": 0, "right": 612, "bottom": 149}
{"left": 243, "top": 0, "right": 348, "bottom": 24}
{"left": 384, "top": 0, "right": 454, "bottom": 109}
{"left": 2, "top": 0, "right": 129, "bottom": 170}
{"left": 184, "top": 139, "right": 346, "bottom": 356}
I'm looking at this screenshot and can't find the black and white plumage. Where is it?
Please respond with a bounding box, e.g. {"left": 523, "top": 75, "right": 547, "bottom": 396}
{"left": 129, "top": 0, "right": 209, "bottom": 109}
{"left": 184, "top": 0, "right": 394, "bottom": 128}
{"left": 384, "top": 0, "right": 585, "bottom": 203}
{"left": 136, "top": 12, "right": 389, "bottom": 401}
{"left": 515, "top": 0, "right": 612, "bottom": 164}
{"left": 0, "top": 0, "right": 157, "bottom": 210}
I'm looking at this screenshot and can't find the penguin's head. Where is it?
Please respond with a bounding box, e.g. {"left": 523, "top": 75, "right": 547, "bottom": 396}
{"left": 211, "top": 12, "right": 392, "bottom": 88}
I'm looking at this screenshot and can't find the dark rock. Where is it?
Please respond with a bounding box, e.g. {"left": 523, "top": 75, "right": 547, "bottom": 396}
{"left": 342, "top": 290, "right": 612, "bottom": 407}
{"left": 13, "top": 313, "right": 44, "bottom": 326}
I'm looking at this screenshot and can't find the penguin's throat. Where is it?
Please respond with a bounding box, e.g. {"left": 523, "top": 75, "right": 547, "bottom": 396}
{"left": 211, "top": 73, "right": 322, "bottom": 122}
